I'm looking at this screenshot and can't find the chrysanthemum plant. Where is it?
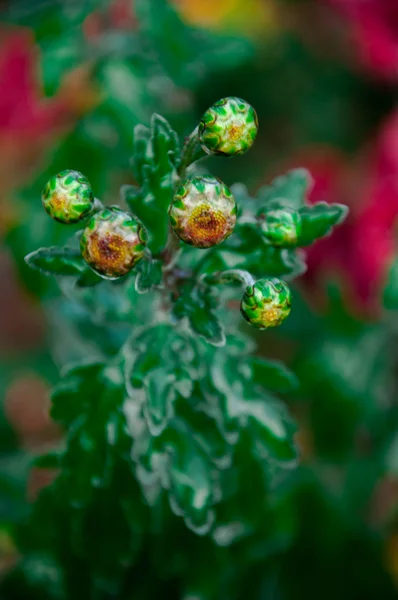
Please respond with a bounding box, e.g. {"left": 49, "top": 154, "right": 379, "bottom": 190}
{"left": 16, "top": 98, "right": 348, "bottom": 596}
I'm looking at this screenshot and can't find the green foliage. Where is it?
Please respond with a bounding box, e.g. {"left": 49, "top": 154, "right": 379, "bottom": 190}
{"left": 1, "top": 95, "right": 348, "bottom": 599}
{"left": 25, "top": 247, "right": 85, "bottom": 277}
{"left": 124, "top": 114, "right": 180, "bottom": 252}
{"left": 298, "top": 202, "right": 348, "bottom": 247}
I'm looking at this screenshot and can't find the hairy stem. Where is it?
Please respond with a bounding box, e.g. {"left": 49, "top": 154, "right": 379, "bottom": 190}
{"left": 202, "top": 269, "right": 255, "bottom": 287}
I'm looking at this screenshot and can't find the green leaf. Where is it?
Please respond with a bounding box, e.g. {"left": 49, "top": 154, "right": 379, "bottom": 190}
{"left": 383, "top": 256, "right": 398, "bottom": 310}
{"left": 257, "top": 169, "right": 313, "bottom": 210}
{"left": 298, "top": 202, "right": 348, "bottom": 246}
{"left": 25, "top": 247, "right": 85, "bottom": 277}
{"left": 249, "top": 357, "right": 299, "bottom": 393}
{"left": 76, "top": 268, "right": 103, "bottom": 288}
{"left": 134, "top": 258, "right": 163, "bottom": 294}
{"left": 244, "top": 395, "right": 298, "bottom": 464}
{"left": 173, "top": 284, "right": 225, "bottom": 347}
{"left": 51, "top": 361, "right": 105, "bottom": 427}
{"left": 210, "top": 354, "right": 297, "bottom": 464}
{"left": 220, "top": 224, "right": 307, "bottom": 279}
{"left": 126, "top": 326, "right": 199, "bottom": 434}
{"left": 128, "top": 114, "right": 180, "bottom": 253}
{"left": 143, "top": 368, "right": 176, "bottom": 435}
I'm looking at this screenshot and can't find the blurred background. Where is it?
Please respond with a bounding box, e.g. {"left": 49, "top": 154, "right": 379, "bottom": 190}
{"left": 1, "top": 0, "right": 398, "bottom": 597}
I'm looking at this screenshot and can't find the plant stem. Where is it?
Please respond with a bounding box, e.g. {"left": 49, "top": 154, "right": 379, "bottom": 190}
{"left": 202, "top": 269, "right": 255, "bottom": 287}
{"left": 178, "top": 127, "right": 206, "bottom": 178}
{"left": 161, "top": 224, "right": 181, "bottom": 271}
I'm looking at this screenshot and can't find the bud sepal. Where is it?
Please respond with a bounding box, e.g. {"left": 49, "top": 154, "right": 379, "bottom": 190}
{"left": 198, "top": 97, "right": 258, "bottom": 157}
{"left": 42, "top": 170, "right": 94, "bottom": 224}
{"left": 257, "top": 205, "right": 302, "bottom": 247}
{"left": 241, "top": 278, "right": 291, "bottom": 329}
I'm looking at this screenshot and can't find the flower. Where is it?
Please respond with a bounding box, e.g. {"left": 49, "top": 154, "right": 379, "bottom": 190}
{"left": 42, "top": 170, "right": 94, "bottom": 224}
{"left": 257, "top": 206, "right": 302, "bottom": 247}
{"left": 80, "top": 207, "right": 147, "bottom": 278}
{"left": 240, "top": 278, "right": 292, "bottom": 329}
{"left": 169, "top": 175, "right": 237, "bottom": 248}
{"left": 325, "top": 0, "right": 398, "bottom": 81}
{"left": 198, "top": 97, "right": 258, "bottom": 157}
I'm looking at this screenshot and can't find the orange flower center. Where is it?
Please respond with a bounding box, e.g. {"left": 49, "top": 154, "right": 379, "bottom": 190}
{"left": 91, "top": 233, "right": 130, "bottom": 271}
{"left": 187, "top": 204, "right": 227, "bottom": 246}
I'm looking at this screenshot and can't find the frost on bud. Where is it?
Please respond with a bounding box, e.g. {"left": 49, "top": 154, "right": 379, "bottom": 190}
{"left": 80, "top": 207, "right": 147, "bottom": 279}
{"left": 198, "top": 97, "right": 258, "bottom": 157}
{"left": 257, "top": 206, "right": 302, "bottom": 247}
{"left": 169, "top": 176, "right": 237, "bottom": 248}
{"left": 240, "top": 278, "right": 291, "bottom": 329}
{"left": 42, "top": 170, "right": 94, "bottom": 224}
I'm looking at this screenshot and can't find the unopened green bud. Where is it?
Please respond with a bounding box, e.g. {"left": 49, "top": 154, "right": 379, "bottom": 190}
{"left": 169, "top": 176, "right": 237, "bottom": 248}
{"left": 80, "top": 207, "right": 147, "bottom": 279}
{"left": 198, "top": 97, "right": 258, "bottom": 157}
{"left": 42, "top": 170, "right": 94, "bottom": 224}
{"left": 257, "top": 206, "right": 302, "bottom": 247}
{"left": 240, "top": 278, "right": 291, "bottom": 329}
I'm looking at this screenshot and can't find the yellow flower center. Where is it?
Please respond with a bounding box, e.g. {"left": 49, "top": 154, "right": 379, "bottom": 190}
{"left": 227, "top": 123, "right": 245, "bottom": 142}
{"left": 187, "top": 204, "right": 227, "bottom": 247}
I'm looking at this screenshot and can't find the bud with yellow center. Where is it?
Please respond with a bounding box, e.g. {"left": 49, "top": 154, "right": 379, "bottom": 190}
{"left": 42, "top": 170, "right": 94, "bottom": 224}
{"left": 257, "top": 206, "right": 302, "bottom": 247}
{"left": 80, "top": 207, "right": 147, "bottom": 279}
{"left": 240, "top": 278, "right": 291, "bottom": 329}
{"left": 169, "top": 176, "right": 237, "bottom": 248}
{"left": 198, "top": 97, "right": 258, "bottom": 157}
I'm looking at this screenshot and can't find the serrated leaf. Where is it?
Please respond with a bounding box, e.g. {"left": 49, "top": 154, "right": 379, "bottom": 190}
{"left": 25, "top": 247, "right": 85, "bottom": 277}
{"left": 128, "top": 114, "right": 180, "bottom": 252}
{"left": 210, "top": 355, "right": 297, "bottom": 464}
{"left": 143, "top": 367, "right": 177, "bottom": 436}
{"left": 189, "top": 309, "right": 225, "bottom": 347}
{"left": 126, "top": 325, "right": 199, "bottom": 433}
{"left": 257, "top": 169, "right": 313, "bottom": 210}
{"left": 298, "top": 202, "right": 348, "bottom": 246}
{"left": 173, "top": 284, "right": 225, "bottom": 347}
{"left": 165, "top": 422, "right": 215, "bottom": 535}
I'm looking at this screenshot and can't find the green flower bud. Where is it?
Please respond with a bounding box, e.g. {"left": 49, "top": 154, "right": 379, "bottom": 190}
{"left": 257, "top": 206, "right": 302, "bottom": 247}
{"left": 42, "top": 170, "right": 94, "bottom": 224}
{"left": 240, "top": 278, "right": 291, "bottom": 329}
{"left": 80, "top": 207, "right": 147, "bottom": 279}
{"left": 169, "top": 176, "right": 237, "bottom": 249}
{"left": 198, "top": 97, "right": 258, "bottom": 157}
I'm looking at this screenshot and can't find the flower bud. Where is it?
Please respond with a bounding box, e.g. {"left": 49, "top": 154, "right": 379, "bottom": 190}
{"left": 169, "top": 176, "right": 237, "bottom": 248}
{"left": 240, "top": 278, "right": 291, "bottom": 329}
{"left": 42, "top": 170, "right": 94, "bottom": 224}
{"left": 80, "top": 207, "right": 147, "bottom": 279}
{"left": 198, "top": 97, "right": 258, "bottom": 157}
{"left": 257, "top": 206, "right": 302, "bottom": 247}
